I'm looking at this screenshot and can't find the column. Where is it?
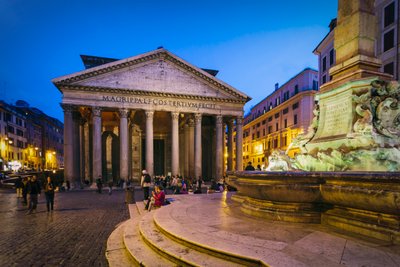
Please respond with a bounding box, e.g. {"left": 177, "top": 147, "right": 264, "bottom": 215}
{"left": 83, "top": 120, "right": 90, "bottom": 183}
{"left": 184, "top": 123, "right": 189, "bottom": 177}
{"left": 227, "top": 118, "right": 234, "bottom": 171}
{"left": 92, "top": 107, "right": 102, "bottom": 181}
{"left": 188, "top": 118, "right": 195, "bottom": 178}
{"left": 62, "top": 104, "right": 74, "bottom": 185}
{"left": 72, "top": 112, "right": 81, "bottom": 187}
{"left": 145, "top": 110, "right": 154, "bottom": 176}
{"left": 194, "top": 113, "right": 202, "bottom": 179}
{"left": 119, "top": 108, "right": 129, "bottom": 181}
{"left": 79, "top": 118, "right": 86, "bottom": 185}
{"left": 215, "top": 115, "right": 223, "bottom": 180}
{"left": 236, "top": 116, "right": 243, "bottom": 171}
{"left": 171, "top": 112, "right": 179, "bottom": 176}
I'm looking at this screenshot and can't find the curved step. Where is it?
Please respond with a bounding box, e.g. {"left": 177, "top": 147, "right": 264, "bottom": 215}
{"left": 138, "top": 211, "right": 245, "bottom": 267}
{"left": 106, "top": 220, "right": 136, "bottom": 267}
{"left": 153, "top": 196, "right": 316, "bottom": 267}
{"left": 123, "top": 218, "right": 175, "bottom": 267}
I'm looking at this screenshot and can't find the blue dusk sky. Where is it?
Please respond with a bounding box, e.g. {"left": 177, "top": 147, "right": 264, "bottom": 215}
{"left": 0, "top": 0, "right": 338, "bottom": 122}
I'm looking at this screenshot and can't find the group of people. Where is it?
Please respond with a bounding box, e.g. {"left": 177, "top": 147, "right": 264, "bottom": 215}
{"left": 141, "top": 170, "right": 165, "bottom": 211}
{"left": 15, "top": 175, "right": 56, "bottom": 214}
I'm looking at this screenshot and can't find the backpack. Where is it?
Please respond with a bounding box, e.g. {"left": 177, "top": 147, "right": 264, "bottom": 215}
{"left": 144, "top": 174, "right": 151, "bottom": 183}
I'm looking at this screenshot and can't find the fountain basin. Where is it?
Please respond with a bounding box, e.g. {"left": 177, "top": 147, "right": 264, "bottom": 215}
{"left": 226, "top": 171, "right": 400, "bottom": 244}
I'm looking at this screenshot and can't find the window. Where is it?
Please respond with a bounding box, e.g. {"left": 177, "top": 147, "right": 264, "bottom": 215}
{"left": 16, "top": 129, "right": 23, "bottom": 137}
{"left": 313, "top": 80, "right": 318, "bottom": 90}
{"left": 256, "top": 123, "right": 260, "bottom": 128}
{"left": 5, "top": 113, "right": 11, "bottom": 122}
{"left": 268, "top": 116, "right": 272, "bottom": 122}
{"left": 384, "top": 2, "right": 395, "bottom": 28}
{"left": 294, "top": 114, "right": 298, "bottom": 125}
{"left": 292, "top": 102, "right": 299, "bottom": 110}
{"left": 273, "top": 138, "right": 278, "bottom": 148}
{"left": 322, "top": 75, "right": 327, "bottom": 84}
{"left": 283, "top": 91, "right": 290, "bottom": 101}
{"left": 329, "top": 49, "right": 334, "bottom": 65}
{"left": 263, "top": 129, "right": 266, "bottom": 136}
{"left": 322, "top": 57, "right": 327, "bottom": 72}
{"left": 268, "top": 126, "right": 272, "bottom": 134}
{"left": 252, "top": 134, "right": 255, "bottom": 139}
{"left": 283, "top": 108, "right": 288, "bottom": 114}
{"left": 294, "top": 85, "right": 299, "bottom": 95}
{"left": 384, "top": 29, "right": 395, "bottom": 52}
{"left": 256, "top": 131, "right": 260, "bottom": 138}
{"left": 283, "top": 136, "right": 287, "bottom": 146}
{"left": 274, "top": 113, "right": 279, "bottom": 118}
{"left": 262, "top": 120, "right": 266, "bottom": 125}
{"left": 284, "top": 119, "right": 287, "bottom": 128}
{"left": 16, "top": 118, "right": 23, "bottom": 126}
{"left": 275, "top": 123, "right": 279, "bottom": 131}
{"left": 384, "top": 62, "right": 394, "bottom": 76}
{"left": 7, "top": 125, "right": 15, "bottom": 134}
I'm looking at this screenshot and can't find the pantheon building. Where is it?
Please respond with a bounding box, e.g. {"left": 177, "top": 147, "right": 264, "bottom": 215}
{"left": 52, "top": 48, "right": 250, "bottom": 185}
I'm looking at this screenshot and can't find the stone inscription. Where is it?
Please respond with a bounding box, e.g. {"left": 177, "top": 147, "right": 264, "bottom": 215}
{"left": 102, "top": 95, "right": 217, "bottom": 109}
{"left": 317, "top": 99, "right": 352, "bottom": 139}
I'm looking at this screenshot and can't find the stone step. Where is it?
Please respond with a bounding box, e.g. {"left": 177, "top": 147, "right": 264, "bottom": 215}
{"left": 138, "top": 211, "right": 245, "bottom": 267}
{"left": 106, "top": 220, "right": 137, "bottom": 267}
{"left": 123, "top": 209, "right": 175, "bottom": 266}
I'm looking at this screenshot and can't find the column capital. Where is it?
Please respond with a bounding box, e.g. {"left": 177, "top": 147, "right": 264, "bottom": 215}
{"left": 216, "top": 115, "right": 223, "bottom": 125}
{"left": 92, "top": 107, "right": 102, "bottom": 117}
{"left": 119, "top": 108, "right": 129, "bottom": 118}
{"left": 145, "top": 110, "right": 154, "bottom": 119}
{"left": 236, "top": 116, "right": 244, "bottom": 125}
{"left": 171, "top": 112, "right": 180, "bottom": 121}
{"left": 194, "top": 113, "right": 202, "bottom": 123}
{"left": 61, "top": 104, "right": 77, "bottom": 113}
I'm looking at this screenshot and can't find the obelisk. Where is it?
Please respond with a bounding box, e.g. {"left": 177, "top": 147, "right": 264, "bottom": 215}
{"left": 321, "top": 0, "right": 391, "bottom": 93}
{"left": 294, "top": 0, "right": 400, "bottom": 172}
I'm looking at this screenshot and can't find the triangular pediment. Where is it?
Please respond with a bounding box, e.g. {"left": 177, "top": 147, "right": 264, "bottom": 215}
{"left": 53, "top": 49, "right": 250, "bottom": 103}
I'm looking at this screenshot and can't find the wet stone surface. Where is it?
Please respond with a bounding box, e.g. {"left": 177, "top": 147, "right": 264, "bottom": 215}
{"left": 0, "top": 188, "right": 129, "bottom": 266}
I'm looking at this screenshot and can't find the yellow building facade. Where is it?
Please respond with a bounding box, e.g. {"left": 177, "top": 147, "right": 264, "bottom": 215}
{"left": 240, "top": 68, "right": 318, "bottom": 170}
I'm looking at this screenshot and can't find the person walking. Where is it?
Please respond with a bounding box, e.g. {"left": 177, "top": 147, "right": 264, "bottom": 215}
{"left": 96, "top": 176, "right": 103, "bottom": 194}
{"left": 108, "top": 180, "right": 113, "bottom": 195}
{"left": 15, "top": 177, "right": 23, "bottom": 198}
{"left": 44, "top": 176, "right": 55, "bottom": 212}
{"left": 141, "top": 170, "right": 151, "bottom": 201}
{"left": 26, "top": 175, "right": 41, "bottom": 214}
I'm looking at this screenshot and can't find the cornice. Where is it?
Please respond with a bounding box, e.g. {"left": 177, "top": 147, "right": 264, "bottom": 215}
{"left": 54, "top": 50, "right": 250, "bottom": 103}
{"left": 61, "top": 84, "right": 247, "bottom": 104}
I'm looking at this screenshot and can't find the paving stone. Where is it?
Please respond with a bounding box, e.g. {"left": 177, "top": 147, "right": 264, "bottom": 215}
{"left": 0, "top": 188, "right": 129, "bottom": 266}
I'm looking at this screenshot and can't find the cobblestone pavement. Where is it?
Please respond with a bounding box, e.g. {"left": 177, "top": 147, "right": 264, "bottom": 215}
{"left": 0, "top": 188, "right": 129, "bottom": 267}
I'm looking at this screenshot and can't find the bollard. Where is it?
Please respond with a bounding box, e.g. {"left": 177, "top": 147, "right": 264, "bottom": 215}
{"left": 125, "top": 186, "right": 135, "bottom": 204}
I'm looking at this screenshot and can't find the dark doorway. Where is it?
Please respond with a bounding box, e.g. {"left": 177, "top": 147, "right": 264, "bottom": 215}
{"left": 142, "top": 139, "right": 165, "bottom": 176}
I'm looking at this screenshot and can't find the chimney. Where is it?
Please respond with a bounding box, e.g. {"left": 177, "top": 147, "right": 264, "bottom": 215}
{"left": 275, "top": 83, "right": 279, "bottom": 91}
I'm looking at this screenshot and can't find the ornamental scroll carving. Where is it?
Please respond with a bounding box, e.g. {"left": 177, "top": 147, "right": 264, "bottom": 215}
{"left": 119, "top": 108, "right": 129, "bottom": 118}
{"left": 216, "top": 115, "right": 223, "bottom": 125}
{"left": 194, "top": 113, "right": 202, "bottom": 124}
{"left": 92, "top": 107, "right": 102, "bottom": 117}
{"left": 61, "top": 104, "right": 77, "bottom": 114}
{"left": 145, "top": 110, "right": 154, "bottom": 119}
{"left": 171, "top": 112, "right": 180, "bottom": 121}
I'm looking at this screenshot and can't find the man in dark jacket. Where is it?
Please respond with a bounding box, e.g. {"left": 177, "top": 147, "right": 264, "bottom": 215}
{"left": 26, "top": 175, "right": 41, "bottom": 214}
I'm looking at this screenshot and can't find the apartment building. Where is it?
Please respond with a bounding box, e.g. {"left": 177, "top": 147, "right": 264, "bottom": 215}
{"left": 0, "top": 100, "right": 64, "bottom": 172}
{"left": 240, "top": 68, "right": 318, "bottom": 170}
{"left": 0, "top": 101, "right": 28, "bottom": 171}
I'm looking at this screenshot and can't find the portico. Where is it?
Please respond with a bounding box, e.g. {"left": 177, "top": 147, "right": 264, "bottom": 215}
{"left": 53, "top": 48, "right": 250, "bottom": 185}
